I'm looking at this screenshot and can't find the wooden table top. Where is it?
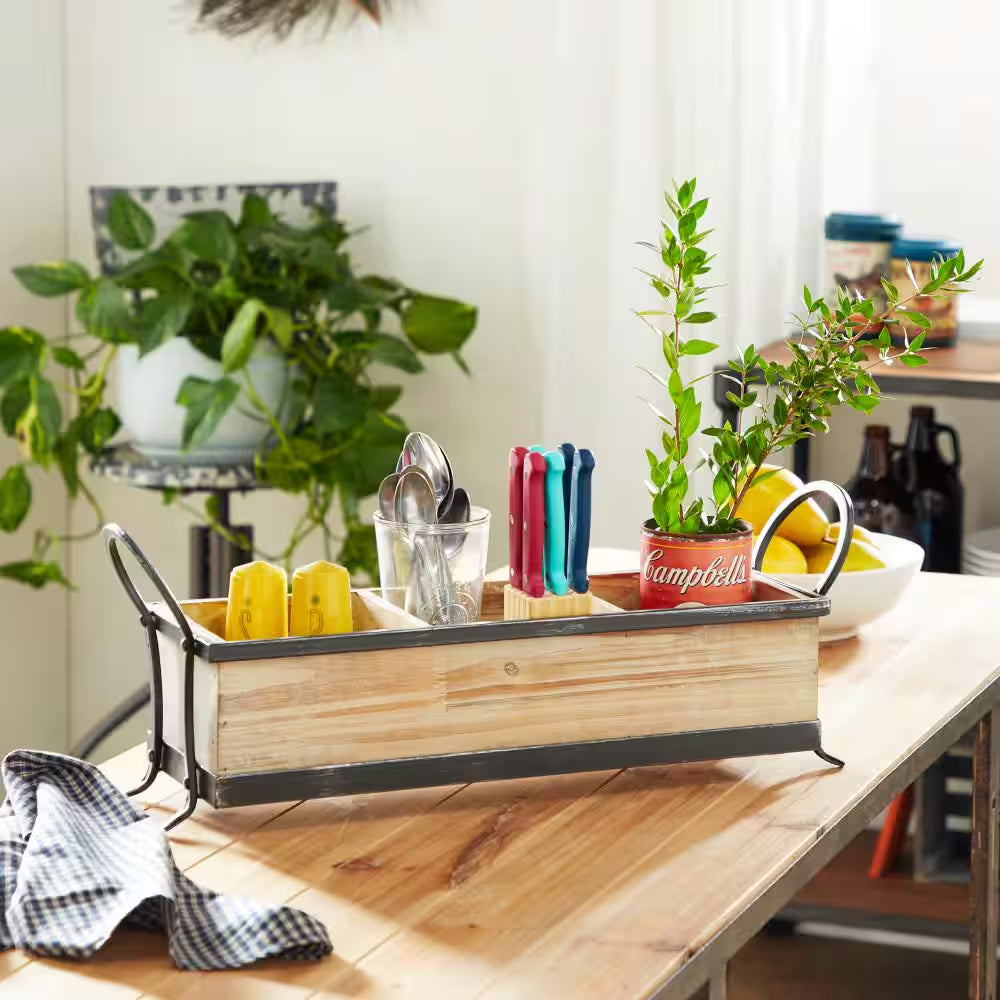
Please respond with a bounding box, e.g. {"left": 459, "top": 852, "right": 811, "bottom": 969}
{"left": 3, "top": 572, "right": 1000, "bottom": 999}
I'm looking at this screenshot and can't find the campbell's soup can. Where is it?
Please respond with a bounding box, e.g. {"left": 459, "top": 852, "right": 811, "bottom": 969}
{"left": 639, "top": 520, "right": 753, "bottom": 610}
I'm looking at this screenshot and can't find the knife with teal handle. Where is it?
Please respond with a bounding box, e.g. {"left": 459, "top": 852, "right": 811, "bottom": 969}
{"left": 542, "top": 450, "right": 569, "bottom": 595}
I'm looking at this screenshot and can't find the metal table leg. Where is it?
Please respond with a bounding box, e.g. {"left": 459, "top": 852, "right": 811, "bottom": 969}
{"left": 970, "top": 709, "right": 999, "bottom": 999}
{"left": 708, "top": 964, "right": 728, "bottom": 1000}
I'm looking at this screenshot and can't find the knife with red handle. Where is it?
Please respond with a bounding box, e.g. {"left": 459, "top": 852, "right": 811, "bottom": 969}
{"left": 508, "top": 446, "right": 528, "bottom": 588}
{"left": 522, "top": 451, "right": 546, "bottom": 598}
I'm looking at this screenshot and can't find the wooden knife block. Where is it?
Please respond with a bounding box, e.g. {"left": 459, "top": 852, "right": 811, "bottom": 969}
{"left": 503, "top": 584, "right": 596, "bottom": 621}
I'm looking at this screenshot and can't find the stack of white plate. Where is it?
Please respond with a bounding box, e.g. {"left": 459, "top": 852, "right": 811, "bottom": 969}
{"left": 962, "top": 528, "right": 1000, "bottom": 576}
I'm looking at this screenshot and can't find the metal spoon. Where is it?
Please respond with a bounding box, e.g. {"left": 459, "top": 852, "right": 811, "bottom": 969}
{"left": 396, "top": 432, "right": 456, "bottom": 519}
{"left": 378, "top": 472, "right": 401, "bottom": 519}
{"left": 392, "top": 468, "right": 465, "bottom": 624}
{"left": 440, "top": 486, "right": 471, "bottom": 557}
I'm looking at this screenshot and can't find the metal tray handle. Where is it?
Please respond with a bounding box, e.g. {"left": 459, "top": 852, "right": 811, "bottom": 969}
{"left": 752, "top": 479, "right": 854, "bottom": 596}
{"left": 103, "top": 522, "right": 199, "bottom": 829}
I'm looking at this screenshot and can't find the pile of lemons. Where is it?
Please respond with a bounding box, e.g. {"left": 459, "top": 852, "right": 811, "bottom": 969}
{"left": 734, "top": 465, "right": 887, "bottom": 575}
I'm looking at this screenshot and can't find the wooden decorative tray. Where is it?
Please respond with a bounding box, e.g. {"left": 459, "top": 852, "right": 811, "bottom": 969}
{"left": 105, "top": 485, "right": 849, "bottom": 829}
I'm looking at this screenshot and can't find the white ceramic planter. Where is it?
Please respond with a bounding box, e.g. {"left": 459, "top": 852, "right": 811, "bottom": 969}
{"left": 116, "top": 337, "right": 290, "bottom": 465}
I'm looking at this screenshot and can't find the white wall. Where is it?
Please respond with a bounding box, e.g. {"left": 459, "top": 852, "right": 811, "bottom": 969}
{"left": 0, "top": 1, "right": 68, "bottom": 761}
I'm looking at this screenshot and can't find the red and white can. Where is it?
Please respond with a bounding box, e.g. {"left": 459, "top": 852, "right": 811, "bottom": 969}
{"left": 639, "top": 520, "right": 753, "bottom": 610}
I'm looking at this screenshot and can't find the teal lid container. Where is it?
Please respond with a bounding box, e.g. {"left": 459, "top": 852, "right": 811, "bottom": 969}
{"left": 825, "top": 212, "right": 902, "bottom": 242}
{"left": 891, "top": 236, "right": 961, "bottom": 262}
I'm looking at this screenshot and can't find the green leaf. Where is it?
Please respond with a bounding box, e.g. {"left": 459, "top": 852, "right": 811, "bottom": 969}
{"left": 900, "top": 354, "right": 929, "bottom": 367}
{"left": 135, "top": 291, "right": 192, "bottom": 356}
{"left": 268, "top": 307, "right": 293, "bottom": 351}
{"left": 337, "top": 522, "right": 379, "bottom": 581}
{"left": 680, "top": 339, "right": 718, "bottom": 359}
{"left": 401, "top": 295, "right": 478, "bottom": 354}
{"left": 13, "top": 261, "right": 89, "bottom": 297}
{"left": 897, "top": 308, "right": 932, "bottom": 329}
{"left": 175, "top": 376, "right": 240, "bottom": 450}
{"left": 238, "top": 192, "right": 274, "bottom": 229}
{"left": 676, "top": 179, "right": 693, "bottom": 209}
{"left": 76, "top": 280, "right": 133, "bottom": 342}
{"left": 54, "top": 428, "right": 80, "bottom": 498}
{"left": 690, "top": 197, "right": 709, "bottom": 220}
{"left": 667, "top": 370, "right": 683, "bottom": 407}
{"left": 370, "top": 385, "right": 403, "bottom": 411}
{"left": 364, "top": 333, "right": 424, "bottom": 373}
{"left": 107, "top": 191, "right": 155, "bottom": 251}
{"left": 905, "top": 259, "right": 918, "bottom": 291}
{"left": 0, "top": 466, "right": 31, "bottom": 532}
{"left": 1, "top": 380, "right": 30, "bottom": 436}
{"left": 78, "top": 407, "right": 121, "bottom": 454}
{"left": 712, "top": 469, "right": 730, "bottom": 509}
{"left": 683, "top": 312, "right": 717, "bottom": 326}
{"left": 51, "top": 345, "right": 85, "bottom": 370}
{"left": 313, "top": 376, "right": 369, "bottom": 436}
{"left": 677, "top": 212, "right": 696, "bottom": 241}
{"left": 678, "top": 394, "right": 701, "bottom": 438}
{"left": 0, "top": 328, "right": 45, "bottom": 388}
{"left": 0, "top": 559, "right": 70, "bottom": 589}
{"left": 170, "top": 211, "right": 238, "bottom": 264}
{"left": 256, "top": 439, "right": 324, "bottom": 493}
{"left": 33, "top": 376, "right": 62, "bottom": 441}
{"left": 909, "top": 330, "right": 927, "bottom": 352}
{"left": 880, "top": 277, "right": 899, "bottom": 303}
{"left": 221, "top": 299, "right": 263, "bottom": 373}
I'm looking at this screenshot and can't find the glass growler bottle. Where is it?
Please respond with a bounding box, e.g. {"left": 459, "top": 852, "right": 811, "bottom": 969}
{"left": 901, "top": 405, "right": 964, "bottom": 573}
{"left": 845, "top": 424, "right": 915, "bottom": 538}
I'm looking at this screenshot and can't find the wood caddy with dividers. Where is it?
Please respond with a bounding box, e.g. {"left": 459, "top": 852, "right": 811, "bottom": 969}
{"left": 104, "top": 482, "right": 850, "bottom": 829}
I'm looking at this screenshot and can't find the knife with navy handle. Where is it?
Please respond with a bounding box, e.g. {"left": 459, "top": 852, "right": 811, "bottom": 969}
{"left": 568, "top": 448, "right": 595, "bottom": 593}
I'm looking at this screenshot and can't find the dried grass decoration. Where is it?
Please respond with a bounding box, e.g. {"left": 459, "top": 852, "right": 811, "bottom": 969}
{"left": 197, "top": 0, "right": 384, "bottom": 38}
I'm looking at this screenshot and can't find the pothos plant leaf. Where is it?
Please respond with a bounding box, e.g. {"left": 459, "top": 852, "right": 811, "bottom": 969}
{"left": 640, "top": 177, "right": 984, "bottom": 535}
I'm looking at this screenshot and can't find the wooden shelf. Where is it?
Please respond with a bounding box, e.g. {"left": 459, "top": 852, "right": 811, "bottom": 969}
{"left": 758, "top": 339, "right": 1000, "bottom": 401}
{"left": 782, "top": 831, "right": 969, "bottom": 937}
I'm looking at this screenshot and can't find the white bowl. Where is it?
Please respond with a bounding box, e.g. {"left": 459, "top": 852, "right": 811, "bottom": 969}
{"left": 770, "top": 532, "right": 925, "bottom": 642}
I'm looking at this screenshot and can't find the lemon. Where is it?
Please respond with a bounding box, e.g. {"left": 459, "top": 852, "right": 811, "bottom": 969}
{"left": 804, "top": 538, "right": 886, "bottom": 574}
{"left": 733, "top": 465, "right": 829, "bottom": 547}
{"left": 824, "top": 522, "right": 880, "bottom": 549}
{"left": 753, "top": 535, "right": 808, "bottom": 575}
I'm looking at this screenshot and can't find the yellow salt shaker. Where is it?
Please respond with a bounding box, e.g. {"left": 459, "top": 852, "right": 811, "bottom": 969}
{"left": 225, "top": 561, "right": 288, "bottom": 641}
{"left": 290, "top": 561, "right": 353, "bottom": 636}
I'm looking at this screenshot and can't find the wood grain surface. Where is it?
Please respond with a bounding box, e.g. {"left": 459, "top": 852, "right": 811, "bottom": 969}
{"left": 3, "top": 572, "right": 999, "bottom": 999}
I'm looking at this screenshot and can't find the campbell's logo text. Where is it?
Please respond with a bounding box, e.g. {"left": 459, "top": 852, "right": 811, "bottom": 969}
{"left": 642, "top": 550, "right": 747, "bottom": 595}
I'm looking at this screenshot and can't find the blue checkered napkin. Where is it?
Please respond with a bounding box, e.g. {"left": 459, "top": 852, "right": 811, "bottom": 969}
{"left": 0, "top": 750, "right": 332, "bottom": 969}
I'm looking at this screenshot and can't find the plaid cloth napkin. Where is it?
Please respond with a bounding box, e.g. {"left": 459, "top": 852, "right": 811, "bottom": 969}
{"left": 0, "top": 750, "right": 332, "bottom": 969}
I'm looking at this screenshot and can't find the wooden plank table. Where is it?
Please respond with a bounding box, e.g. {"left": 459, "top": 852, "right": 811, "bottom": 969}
{"left": 2, "top": 572, "right": 1000, "bottom": 999}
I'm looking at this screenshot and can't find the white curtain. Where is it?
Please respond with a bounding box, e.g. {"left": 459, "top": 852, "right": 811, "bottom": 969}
{"left": 520, "top": 0, "right": 861, "bottom": 547}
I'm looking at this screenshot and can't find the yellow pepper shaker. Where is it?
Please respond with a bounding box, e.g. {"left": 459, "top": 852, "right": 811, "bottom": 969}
{"left": 225, "top": 561, "right": 288, "bottom": 641}
{"left": 290, "top": 561, "right": 353, "bottom": 636}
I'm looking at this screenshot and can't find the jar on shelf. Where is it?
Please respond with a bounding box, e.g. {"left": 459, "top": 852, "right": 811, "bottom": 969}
{"left": 889, "top": 236, "right": 961, "bottom": 347}
{"left": 824, "top": 212, "right": 902, "bottom": 315}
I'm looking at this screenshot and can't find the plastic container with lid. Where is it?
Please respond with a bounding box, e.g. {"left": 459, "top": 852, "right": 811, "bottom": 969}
{"left": 824, "top": 212, "right": 902, "bottom": 313}
{"left": 890, "top": 236, "right": 961, "bottom": 347}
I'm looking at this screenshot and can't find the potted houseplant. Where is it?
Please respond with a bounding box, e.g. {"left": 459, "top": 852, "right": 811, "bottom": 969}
{"left": 0, "top": 192, "right": 477, "bottom": 587}
{"left": 639, "top": 178, "right": 982, "bottom": 610}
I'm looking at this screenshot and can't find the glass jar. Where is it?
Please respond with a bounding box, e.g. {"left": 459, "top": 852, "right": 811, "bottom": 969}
{"left": 890, "top": 236, "right": 961, "bottom": 347}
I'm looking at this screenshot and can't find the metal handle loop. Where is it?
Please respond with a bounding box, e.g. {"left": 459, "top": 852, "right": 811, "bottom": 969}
{"left": 103, "top": 522, "right": 195, "bottom": 648}
{"left": 103, "top": 522, "right": 199, "bottom": 827}
{"left": 752, "top": 480, "right": 854, "bottom": 597}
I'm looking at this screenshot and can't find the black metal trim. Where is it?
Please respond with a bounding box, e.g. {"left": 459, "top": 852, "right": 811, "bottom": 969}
{"left": 152, "top": 582, "right": 831, "bottom": 664}
{"left": 156, "top": 721, "right": 822, "bottom": 810}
